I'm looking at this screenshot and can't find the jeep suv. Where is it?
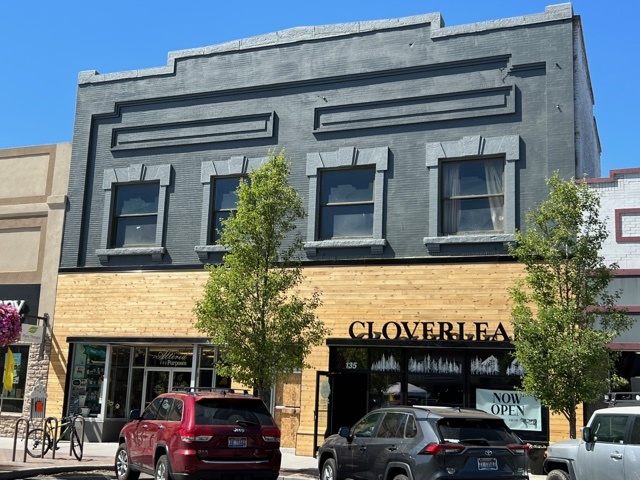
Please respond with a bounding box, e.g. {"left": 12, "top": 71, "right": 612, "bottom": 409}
{"left": 544, "top": 405, "right": 640, "bottom": 480}
{"left": 317, "top": 405, "right": 530, "bottom": 480}
{"left": 115, "top": 388, "right": 281, "bottom": 480}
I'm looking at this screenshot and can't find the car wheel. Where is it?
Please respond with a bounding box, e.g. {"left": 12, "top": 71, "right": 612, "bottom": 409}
{"left": 155, "top": 454, "right": 172, "bottom": 480}
{"left": 392, "top": 474, "right": 408, "bottom": 480}
{"left": 115, "top": 443, "right": 140, "bottom": 480}
{"left": 321, "top": 458, "right": 337, "bottom": 480}
{"left": 547, "top": 469, "right": 570, "bottom": 480}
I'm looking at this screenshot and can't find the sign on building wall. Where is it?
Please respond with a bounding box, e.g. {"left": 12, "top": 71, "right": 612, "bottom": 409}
{"left": 476, "top": 388, "right": 541, "bottom": 431}
{"left": 20, "top": 323, "right": 44, "bottom": 343}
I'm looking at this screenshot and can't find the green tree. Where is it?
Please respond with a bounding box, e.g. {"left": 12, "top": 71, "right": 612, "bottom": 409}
{"left": 194, "top": 151, "right": 329, "bottom": 398}
{"left": 509, "top": 172, "right": 631, "bottom": 439}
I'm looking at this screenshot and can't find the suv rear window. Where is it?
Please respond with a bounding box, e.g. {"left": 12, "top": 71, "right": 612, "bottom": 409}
{"left": 437, "top": 418, "right": 519, "bottom": 446}
{"left": 194, "top": 398, "right": 274, "bottom": 426}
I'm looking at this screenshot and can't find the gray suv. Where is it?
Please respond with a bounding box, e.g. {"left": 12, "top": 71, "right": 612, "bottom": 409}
{"left": 544, "top": 406, "right": 640, "bottom": 480}
{"left": 317, "top": 406, "right": 530, "bottom": 480}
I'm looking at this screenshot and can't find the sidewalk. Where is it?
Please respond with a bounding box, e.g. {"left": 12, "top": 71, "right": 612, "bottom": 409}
{"left": 0, "top": 437, "right": 546, "bottom": 480}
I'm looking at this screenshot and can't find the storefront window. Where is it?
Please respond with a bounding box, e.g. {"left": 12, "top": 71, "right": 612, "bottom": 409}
{"left": 331, "top": 347, "right": 368, "bottom": 371}
{"left": 132, "top": 347, "right": 146, "bottom": 367}
{"left": 69, "top": 344, "right": 106, "bottom": 417}
{"left": 470, "top": 352, "right": 523, "bottom": 376}
{"left": 370, "top": 348, "right": 402, "bottom": 372}
{"left": 130, "top": 368, "right": 144, "bottom": 413}
{"left": 0, "top": 346, "right": 29, "bottom": 414}
{"left": 370, "top": 372, "right": 402, "bottom": 410}
{"left": 106, "top": 346, "right": 131, "bottom": 418}
{"left": 408, "top": 352, "right": 463, "bottom": 375}
{"left": 197, "top": 347, "right": 231, "bottom": 389}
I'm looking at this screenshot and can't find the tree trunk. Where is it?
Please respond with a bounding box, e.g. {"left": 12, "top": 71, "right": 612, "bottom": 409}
{"left": 569, "top": 408, "right": 577, "bottom": 439}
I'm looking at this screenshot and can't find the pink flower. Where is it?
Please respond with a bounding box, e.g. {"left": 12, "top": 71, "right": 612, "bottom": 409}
{"left": 0, "top": 305, "right": 22, "bottom": 347}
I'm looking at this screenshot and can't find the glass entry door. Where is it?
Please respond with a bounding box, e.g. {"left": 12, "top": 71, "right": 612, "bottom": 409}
{"left": 143, "top": 368, "right": 191, "bottom": 409}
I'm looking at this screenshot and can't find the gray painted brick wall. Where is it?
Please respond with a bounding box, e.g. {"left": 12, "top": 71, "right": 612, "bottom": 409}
{"left": 61, "top": 4, "right": 599, "bottom": 268}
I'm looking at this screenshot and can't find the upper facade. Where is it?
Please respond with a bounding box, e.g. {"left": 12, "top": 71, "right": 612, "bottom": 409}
{"left": 61, "top": 3, "right": 599, "bottom": 269}
{"left": 586, "top": 169, "right": 640, "bottom": 272}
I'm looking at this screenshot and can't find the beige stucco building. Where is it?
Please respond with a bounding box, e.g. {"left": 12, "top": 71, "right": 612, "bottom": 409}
{"left": 0, "top": 144, "right": 71, "bottom": 435}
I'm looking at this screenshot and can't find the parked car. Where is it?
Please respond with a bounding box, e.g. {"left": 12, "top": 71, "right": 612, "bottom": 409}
{"left": 115, "top": 388, "right": 281, "bottom": 480}
{"left": 543, "top": 406, "right": 640, "bottom": 480}
{"left": 317, "top": 405, "right": 530, "bottom": 480}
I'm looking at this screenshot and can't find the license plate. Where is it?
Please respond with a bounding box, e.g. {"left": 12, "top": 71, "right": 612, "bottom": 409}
{"left": 478, "top": 458, "right": 498, "bottom": 470}
{"left": 228, "top": 437, "right": 247, "bottom": 448}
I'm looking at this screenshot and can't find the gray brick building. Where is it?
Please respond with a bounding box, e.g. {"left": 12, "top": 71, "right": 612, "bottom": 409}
{"left": 52, "top": 3, "right": 601, "bottom": 452}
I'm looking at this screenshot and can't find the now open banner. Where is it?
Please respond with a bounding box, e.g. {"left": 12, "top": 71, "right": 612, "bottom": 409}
{"left": 476, "top": 388, "right": 541, "bottom": 431}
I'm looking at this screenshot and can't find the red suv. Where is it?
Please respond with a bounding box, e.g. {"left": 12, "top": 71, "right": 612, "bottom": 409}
{"left": 115, "top": 389, "right": 281, "bottom": 480}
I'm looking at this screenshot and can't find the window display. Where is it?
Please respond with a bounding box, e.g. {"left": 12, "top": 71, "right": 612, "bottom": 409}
{"left": 69, "top": 344, "right": 106, "bottom": 416}
{"left": 0, "top": 346, "right": 29, "bottom": 414}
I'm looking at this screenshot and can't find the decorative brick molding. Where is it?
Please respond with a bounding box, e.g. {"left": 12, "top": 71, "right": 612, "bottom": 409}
{"left": 615, "top": 208, "right": 640, "bottom": 243}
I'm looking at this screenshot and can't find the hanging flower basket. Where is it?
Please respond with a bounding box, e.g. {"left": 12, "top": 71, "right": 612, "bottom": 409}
{"left": 0, "top": 305, "right": 22, "bottom": 348}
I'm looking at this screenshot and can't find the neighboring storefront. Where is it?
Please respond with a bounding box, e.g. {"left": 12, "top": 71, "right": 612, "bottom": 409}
{"left": 62, "top": 341, "right": 230, "bottom": 441}
{"left": 0, "top": 285, "right": 41, "bottom": 416}
{"left": 585, "top": 169, "right": 640, "bottom": 416}
{"left": 0, "top": 144, "right": 71, "bottom": 436}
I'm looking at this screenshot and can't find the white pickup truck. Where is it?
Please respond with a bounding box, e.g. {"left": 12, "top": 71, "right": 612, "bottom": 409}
{"left": 543, "top": 406, "right": 640, "bottom": 479}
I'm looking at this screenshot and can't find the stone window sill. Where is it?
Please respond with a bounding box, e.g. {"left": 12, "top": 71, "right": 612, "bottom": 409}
{"left": 304, "top": 239, "right": 387, "bottom": 256}
{"left": 96, "top": 247, "right": 165, "bottom": 262}
{"left": 423, "top": 234, "right": 515, "bottom": 253}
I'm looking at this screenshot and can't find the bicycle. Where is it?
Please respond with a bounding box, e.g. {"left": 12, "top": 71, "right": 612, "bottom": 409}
{"left": 25, "top": 414, "right": 84, "bottom": 460}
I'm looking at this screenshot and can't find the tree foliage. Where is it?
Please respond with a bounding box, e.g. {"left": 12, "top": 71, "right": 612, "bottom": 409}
{"left": 194, "top": 150, "right": 329, "bottom": 397}
{"left": 509, "top": 172, "right": 631, "bottom": 438}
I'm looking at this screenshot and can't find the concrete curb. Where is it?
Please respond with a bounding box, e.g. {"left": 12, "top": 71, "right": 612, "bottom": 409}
{"left": 0, "top": 466, "right": 318, "bottom": 480}
{"left": 0, "top": 464, "right": 113, "bottom": 480}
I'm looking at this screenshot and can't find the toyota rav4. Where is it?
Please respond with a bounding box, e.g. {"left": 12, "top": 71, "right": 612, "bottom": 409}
{"left": 317, "top": 405, "right": 530, "bottom": 480}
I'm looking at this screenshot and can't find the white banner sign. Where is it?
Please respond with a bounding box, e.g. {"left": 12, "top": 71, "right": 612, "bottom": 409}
{"left": 476, "top": 388, "right": 541, "bottom": 431}
{"left": 20, "top": 323, "right": 44, "bottom": 344}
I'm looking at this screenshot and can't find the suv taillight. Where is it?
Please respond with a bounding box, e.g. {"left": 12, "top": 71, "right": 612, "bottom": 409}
{"left": 262, "top": 427, "right": 281, "bottom": 443}
{"left": 420, "top": 443, "right": 465, "bottom": 455}
{"left": 508, "top": 444, "right": 532, "bottom": 455}
{"left": 180, "top": 428, "right": 213, "bottom": 443}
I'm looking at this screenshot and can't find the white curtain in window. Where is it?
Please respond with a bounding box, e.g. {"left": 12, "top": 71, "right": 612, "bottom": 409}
{"left": 443, "top": 163, "right": 461, "bottom": 234}
{"left": 484, "top": 160, "right": 504, "bottom": 231}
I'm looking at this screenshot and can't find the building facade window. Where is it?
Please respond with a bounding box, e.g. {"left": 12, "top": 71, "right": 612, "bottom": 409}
{"left": 210, "top": 177, "right": 242, "bottom": 243}
{"left": 305, "top": 146, "right": 389, "bottom": 256}
{"left": 0, "top": 345, "right": 29, "bottom": 414}
{"left": 97, "top": 163, "right": 171, "bottom": 262}
{"left": 319, "top": 168, "right": 375, "bottom": 240}
{"left": 425, "top": 135, "right": 520, "bottom": 253}
{"left": 111, "top": 183, "right": 160, "bottom": 247}
{"left": 442, "top": 158, "right": 505, "bottom": 235}
{"left": 196, "top": 156, "right": 267, "bottom": 261}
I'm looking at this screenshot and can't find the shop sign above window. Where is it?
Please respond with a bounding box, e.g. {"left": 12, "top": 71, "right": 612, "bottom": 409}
{"left": 147, "top": 349, "right": 192, "bottom": 368}
{"left": 349, "top": 320, "right": 511, "bottom": 341}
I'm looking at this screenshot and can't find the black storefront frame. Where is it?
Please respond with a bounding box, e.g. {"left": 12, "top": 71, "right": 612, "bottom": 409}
{"left": 322, "top": 338, "right": 549, "bottom": 445}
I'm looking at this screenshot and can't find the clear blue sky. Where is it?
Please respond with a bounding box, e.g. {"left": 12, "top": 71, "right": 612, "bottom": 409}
{"left": 1, "top": 1, "right": 637, "bottom": 175}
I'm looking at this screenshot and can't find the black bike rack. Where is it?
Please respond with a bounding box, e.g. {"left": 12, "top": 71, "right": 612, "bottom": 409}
{"left": 12, "top": 415, "right": 86, "bottom": 462}
{"left": 44, "top": 416, "right": 59, "bottom": 459}
{"left": 12, "top": 417, "right": 31, "bottom": 463}
{"left": 72, "top": 415, "right": 85, "bottom": 458}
